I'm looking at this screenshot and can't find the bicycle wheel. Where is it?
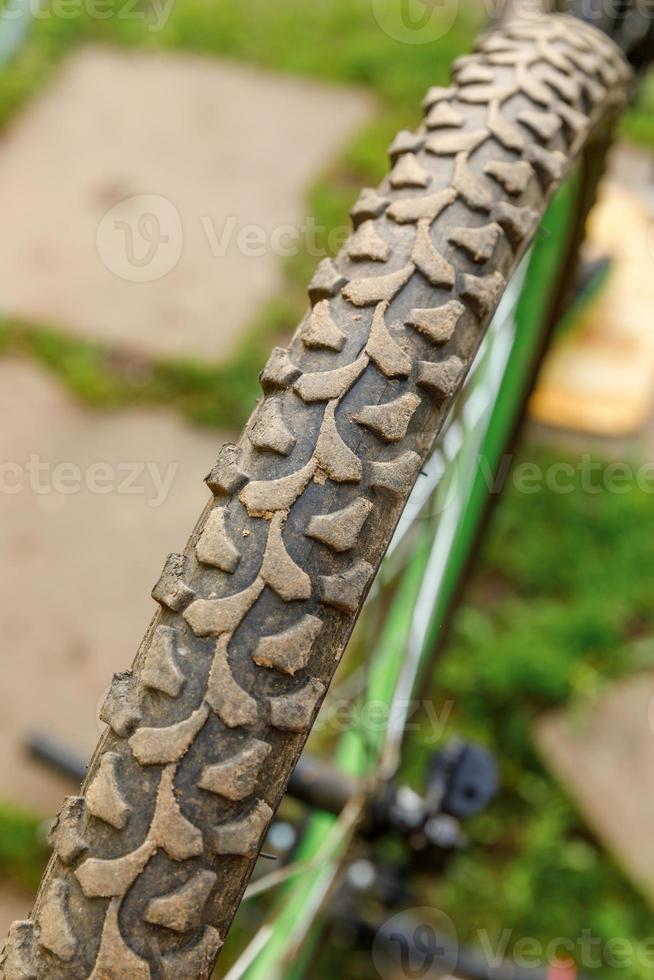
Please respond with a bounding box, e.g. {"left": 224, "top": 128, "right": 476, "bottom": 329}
{"left": 2, "top": 14, "right": 631, "bottom": 980}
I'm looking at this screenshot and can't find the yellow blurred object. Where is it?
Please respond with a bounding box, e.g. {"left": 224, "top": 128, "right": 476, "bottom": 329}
{"left": 529, "top": 180, "right": 654, "bottom": 436}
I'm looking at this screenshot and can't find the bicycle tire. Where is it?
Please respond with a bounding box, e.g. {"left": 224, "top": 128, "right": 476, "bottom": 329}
{"left": 2, "top": 15, "right": 631, "bottom": 980}
{"left": 568, "top": 0, "right": 654, "bottom": 71}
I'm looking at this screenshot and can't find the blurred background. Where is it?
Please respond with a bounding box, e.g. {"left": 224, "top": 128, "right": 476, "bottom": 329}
{"left": 0, "top": 0, "right": 653, "bottom": 976}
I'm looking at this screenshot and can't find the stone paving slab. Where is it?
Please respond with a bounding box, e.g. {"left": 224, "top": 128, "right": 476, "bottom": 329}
{"left": 530, "top": 146, "right": 654, "bottom": 437}
{"left": 0, "top": 359, "right": 230, "bottom": 815}
{"left": 535, "top": 670, "right": 654, "bottom": 908}
{"left": 0, "top": 46, "right": 372, "bottom": 360}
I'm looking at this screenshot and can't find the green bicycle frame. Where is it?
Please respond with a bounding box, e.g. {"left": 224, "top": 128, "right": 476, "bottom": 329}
{"left": 233, "top": 169, "right": 581, "bottom": 980}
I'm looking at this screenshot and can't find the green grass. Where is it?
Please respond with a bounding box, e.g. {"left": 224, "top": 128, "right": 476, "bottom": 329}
{"left": 0, "top": 298, "right": 298, "bottom": 428}
{"left": 0, "top": 804, "right": 48, "bottom": 890}
{"left": 412, "top": 445, "right": 654, "bottom": 977}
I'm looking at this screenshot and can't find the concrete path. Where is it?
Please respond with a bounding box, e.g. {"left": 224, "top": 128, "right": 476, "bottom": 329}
{"left": 0, "top": 46, "right": 372, "bottom": 359}
{"left": 536, "top": 671, "right": 654, "bottom": 909}
{"left": 0, "top": 359, "right": 229, "bottom": 815}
